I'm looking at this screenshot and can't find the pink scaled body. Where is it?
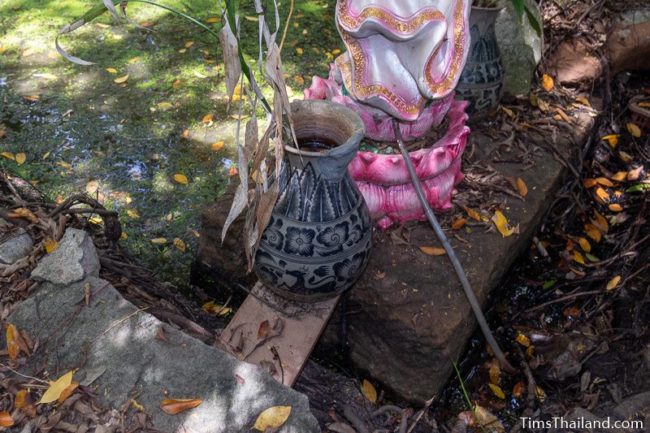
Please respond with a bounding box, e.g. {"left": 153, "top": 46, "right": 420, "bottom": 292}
{"left": 304, "top": 68, "right": 470, "bottom": 229}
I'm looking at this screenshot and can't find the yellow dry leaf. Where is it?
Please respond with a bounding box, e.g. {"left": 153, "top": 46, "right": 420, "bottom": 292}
{"left": 627, "top": 122, "right": 642, "bottom": 138}
{"left": 253, "top": 406, "right": 292, "bottom": 431}
{"left": 39, "top": 370, "right": 74, "bottom": 404}
{"left": 594, "top": 187, "right": 610, "bottom": 203}
{"left": 515, "top": 333, "right": 531, "bottom": 347}
{"left": 601, "top": 134, "right": 619, "bottom": 148}
{"left": 492, "top": 210, "right": 517, "bottom": 237}
{"left": 157, "top": 101, "right": 174, "bottom": 111}
{"left": 44, "top": 237, "right": 59, "bottom": 254}
{"left": 173, "top": 173, "right": 189, "bottom": 185}
{"left": 537, "top": 98, "right": 550, "bottom": 112}
{"left": 127, "top": 209, "right": 140, "bottom": 219}
{"left": 57, "top": 382, "right": 79, "bottom": 404}
{"left": 202, "top": 113, "right": 214, "bottom": 124}
{"left": 464, "top": 206, "right": 484, "bottom": 222}
{"left": 489, "top": 383, "right": 506, "bottom": 399}
{"left": 15, "top": 152, "right": 26, "bottom": 165}
{"left": 211, "top": 141, "right": 225, "bottom": 151}
{"left": 113, "top": 74, "right": 129, "bottom": 84}
{"left": 361, "top": 379, "right": 377, "bottom": 403}
{"left": 106, "top": 67, "right": 118, "bottom": 74}
{"left": 184, "top": 41, "right": 194, "bottom": 48}
{"left": 295, "top": 47, "right": 304, "bottom": 56}
{"left": 606, "top": 275, "right": 621, "bottom": 291}
{"left": 541, "top": 74, "right": 554, "bottom": 92}
{"left": 1, "top": 151, "right": 15, "bottom": 160}
{"left": 6, "top": 324, "right": 20, "bottom": 361}
{"left": 488, "top": 360, "right": 500, "bottom": 385}
{"left": 536, "top": 386, "right": 546, "bottom": 402}
{"left": 23, "top": 95, "right": 40, "bottom": 102}
{"left": 173, "top": 238, "right": 186, "bottom": 252}
{"left": 419, "top": 246, "right": 446, "bottom": 256}
{"left": 294, "top": 75, "right": 305, "bottom": 86}
{"left": 516, "top": 177, "right": 528, "bottom": 197}
{"left": 555, "top": 108, "right": 572, "bottom": 123}
{"left": 584, "top": 223, "right": 602, "bottom": 242}
{"left": 578, "top": 237, "right": 591, "bottom": 253}
{"left": 128, "top": 56, "right": 141, "bottom": 64}
{"left": 15, "top": 390, "right": 28, "bottom": 409}
{"left": 500, "top": 105, "right": 515, "bottom": 118}
{"left": 591, "top": 212, "right": 609, "bottom": 233}
{"left": 150, "top": 238, "right": 168, "bottom": 245}
{"left": 8, "top": 207, "right": 38, "bottom": 224}
{"left": 611, "top": 171, "right": 627, "bottom": 182}
{"left": 244, "top": 15, "right": 258, "bottom": 21}
{"left": 473, "top": 405, "right": 505, "bottom": 433}
{"left": 572, "top": 250, "right": 585, "bottom": 265}
{"left": 619, "top": 151, "right": 634, "bottom": 163}
{"left": 120, "top": 232, "right": 128, "bottom": 240}
{"left": 178, "top": 48, "right": 187, "bottom": 54}
{"left": 595, "top": 177, "right": 614, "bottom": 187}
{"left": 609, "top": 203, "right": 623, "bottom": 212}
{"left": 575, "top": 96, "right": 591, "bottom": 107}
{"left": 202, "top": 301, "right": 232, "bottom": 317}
{"left": 172, "top": 79, "right": 181, "bottom": 89}
{"left": 160, "top": 398, "right": 203, "bottom": 415}
{"left": 206, "top": 17, "right": 220, "bottom": 23}
{"left": 130, "top": 399, "right": 145, "bottom": 412}
{"left": 86, "top": 180, "right": 99, "bottom": 194}
{"left": 0, "top": 411, "right": 14, "bottom": 428}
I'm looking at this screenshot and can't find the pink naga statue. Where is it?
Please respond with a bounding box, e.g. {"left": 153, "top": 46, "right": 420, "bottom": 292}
{"left": 304, "top": 0, "right": 472, "bottom": 229}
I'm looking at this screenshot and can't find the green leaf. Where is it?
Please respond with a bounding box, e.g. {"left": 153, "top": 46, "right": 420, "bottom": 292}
{"left": 627, "top": 183, "right": 650, "bottom": 193}
{"left": 524, "top": 5, "right": 542, "bottom": 37}
{"left": 510, "top": 0, "right": 525, "bottom": 19}
{"left": 542, "top": 279, "right": 557, "bottom": 290}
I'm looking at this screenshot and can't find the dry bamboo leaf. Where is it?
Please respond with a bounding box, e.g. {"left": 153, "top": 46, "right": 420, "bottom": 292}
{"left": 39, "top": 370, "right": 74, "bottom": 404}
{"left": 361, "top": 379, "right": 377, "bottom": 403}
{"left": 473, "top": 405, "right": 505, "bottom": 433}
{"left": 572, "top": 250, "right": 585, "bottom": 265}
{"left": 218, "top": 22, "right": 242, "bottom": 104}
{"left": 419, "top": 246, "right": 446, "bottom": 256}
{"left": 594, "top": 187, "right": 610, "bottom": 203}
{"left": 113, "top": 74, "right": 129, "bottom": 84}
{"left": 160, "top": 398, "right": 202, "bottom": 415}
{"left": 253, "top": 406, "right": 292, "bottom": 431}
{"left": 591, "top": 212, "right": 609, "bottom": 233}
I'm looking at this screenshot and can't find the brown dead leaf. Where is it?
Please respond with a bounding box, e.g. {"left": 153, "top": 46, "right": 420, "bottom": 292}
{"left": 6, "top": 323, "right": 20, "bottom": 360}
{"left": 451, "top": 218, "right": 467, "bottom": 230}
{"left": 202, "top": 113, "right": 214, "bottom": 124}
{"left": 419, "top": 246, "right": 446, "bottom": 256}
{"left": 608, "top": 203, "right": 623, "bottom": 212}
{"left": 591, "top": 211, "right": 609, "bottom": 233}
{"left": 0, "top": 411, "right": 14, "bottom": 428}
{"left": 257, "top": 320, "right": 270, "bottom": 340}
{"left": 57, "top": 382, "right": 79, "bottom": 404}
{"left": 606, "top": 275, "right": 621, "bottom": 291}
{"left": 464, "top": 206, "right": 484, "bottom": 222}
{"left": 627, "top": 122, "right": 642, "bottom": 138}
{"left": 488, "top": 359, "right": 500, "bottom": 385}
{"left": 584, "top": 223, "right": 602, "bottom": 242}
{"left": 160, "top": 398, "right": 202, "bottom": 415}
{"left": 44, "top": 237, "right": 59, "bottom": 254}
{"left": 8, "top": 207, "right": 38, "bottom": 224}
{"left": 361, "top": 379, "right": 377, "bottom": 403}
{"left": 611, "top": 171, "right": 627, "bottom": 182}
{"left": 541, "top": 74, "right": 554, "bottom": 92}
{"left": 595, "top": 177, "right": 614, "bottom": 187}
{"left": 253, "top": 406, "right": 292, "bottom": 431}
{"left": 627, "top": 166, "right": 644, "bottom": 181}
{"left": 512, "top": 382, "right": 524, "bottom": 398}
{"left": 516, "top": 177, "right": 528, "bottom": 197}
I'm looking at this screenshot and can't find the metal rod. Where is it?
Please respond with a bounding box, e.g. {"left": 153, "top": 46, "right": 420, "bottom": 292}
{"left": 392, "top": 120, "right": 515, "bottom": 373}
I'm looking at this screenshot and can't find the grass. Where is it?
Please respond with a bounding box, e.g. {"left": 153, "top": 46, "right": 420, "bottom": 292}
{"left": 0, "top": 0, "right": 342, "bottom": 289}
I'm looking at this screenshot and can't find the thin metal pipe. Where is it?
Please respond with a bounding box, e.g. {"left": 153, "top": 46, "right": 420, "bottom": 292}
{"left": 392, "top": 120, "right": 515, "bottom": 373}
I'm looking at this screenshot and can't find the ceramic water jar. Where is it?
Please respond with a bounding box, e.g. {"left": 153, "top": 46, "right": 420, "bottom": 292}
{"left": 254, "top": 100, "right": 372, "bottom": 302}
{"left": 455, "top": 6, "right": 504, "bottom": 114}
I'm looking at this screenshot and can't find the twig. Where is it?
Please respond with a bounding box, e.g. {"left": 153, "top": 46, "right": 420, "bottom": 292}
{"left": 0, "top": 363, "right": 49, "bottom": 384}
{"left": 393, "top": 121, "right": 515, "bottom": 374}
{"left": 278, "top": 0, "right": 294, "bottom": 52}
{"left": 407, "top": 396, "right": 435, "bottom": 433}
{"left": 524, "top": 289, "right": 602, "bottom": 313}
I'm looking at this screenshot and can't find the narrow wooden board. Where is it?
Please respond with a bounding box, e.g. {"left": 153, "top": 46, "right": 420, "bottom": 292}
{"left": 219, "top": 282, "right": 340, "bottom": 386}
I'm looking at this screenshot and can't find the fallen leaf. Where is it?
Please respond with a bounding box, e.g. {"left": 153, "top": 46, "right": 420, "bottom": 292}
{"left": 594, "top": 187, "right": 610, "bottom": 203}
{"left": 464, "top": 206, "right": 484, "bottom": 222}
{"left": 512, "top": 382, "right": 524, "bottom": 398}
{"left": 361, "top": 379, "right": 377, "bottom": 403}
{"left": 202, "top": 301, "right": 232, "bottom": 317}
{"left": 452, "top": 218, "right": 467, "bottom": 230}
{"left": 606, "top": 275, "right": 621, "bottom": 291}
{"left": 211, "top": 141, "right": 225, "bottom": 151}
{"left": 172, "top": 79, "right": 181, "bottom": 89}
{"left": 419, "top": 246, "right": 446, "bottom": 256}
{"left": 500, "top": 105, "right": 515, "bottom": 118}
{"left": 15, "top": 152, "right": 26, "bottom": 165}
{"left": 44, "top": 237, "right": 59, "bottom": 253}
{"left": 157, "top": 101, "right": 174, "bottom": 111}
{"left": 57, "top": 382, "right": 79, "bottom": 403}
{"left": 39, "top": 370, "right": 74, "bottom": 404}
{"left": 160, "top": 398, "right": 202, "bottom": 415}
{"left": 591, "top": 212, "right": 609, "bottom": 233}
{"left": 173, "top": 173, "right": 189, "bottom": 185}
{"left": 492, "top": 210, "right": 517, "bottom": 237}
{"left": 488, "top": 360, "right": 500, "bottom": 385}
{"left": 173, "top": 238, "right": 186, "bottom": 252}
{"left": 15, "top": 390, "right": 29, "bottom": 409}
{"left": 515, "top": 333, "right": 531, "bottom": 347}
{"left": 206, "top": 17, "right": 220, "bottom": 23}
{"left": 595, "top": 177, "right": 614, "bottom": 187}
{"left": 8, "top": 207, "right": 38, "bottom": 224}
{"left": 253, "top": 406, "right": 292, "bottom": 431}
{"left": 572, "top": 250, "right": 585, "bottom": 265}
{"left": 601, "top": 134, "right": 619, "bottom": 148}
{"left": 489, "top": 383, "right": 506, "bottom": 399}
{"left": 1, "top": 151, "right": 15, "bottom": 160}
{"left": 294, "top": 75, "right": 305, "bottom": 86}
{"left": 295, "top": 47, "right": 304, "bottom": 56}
{"left": 23, "top": 95, "right": 40, "bottom": 102}
{"left": 473, "top": 405, "right": 505, "bottom": 433}
{"left": 536, "top": 386, "right": 546, "bottom": 402}
{"left": 537, "top": 98, "right": 550, "bottom": 112}
{"left": 516, "top": 177, "right": 528, "bottom": 197}
{"left": 184, "top": 41, "right": 194, "bottom": 48}
{"left": 611, "top": 171, "right": 627, "bottom": 182}
{"left": 541, "top": 74, "right": 554, "bottom": 92}
{"left": 106, "top": 67, "right": 118, "bottom": 74}
{"left": 181, "top": 129, "right": 190, "bottom": 139}
{"left": 257, "top": 320, "right": 270, "bottom": 340}
{"left": 578, "top": 237, "right": 591, "bottom": 253}
{"left": 113, "top": 74, "right": 129, "bottom": 84}
{"left": 130, "top": 399, "right": 146, "bottom": 412}
{"left": 0, "top": 411, "right": 14, "bottom": 428}
{"left": 584, "top": 223, "right": 602, "bottom": 242}
{"left": 627, "top": 122, "right": 642, "bottom": 138}
{"left": 127, "top": 208, "right": 140, "bottom": 219}
{"left": 609, "top": 203, "right": 623, "bottom": 212}
{"left": 150, "top": 238, "right": 168, "bottom": 245}
{"left": 575, "top": 96, "right": 591, "bottom": 106}
{"left": 619, "top": 151, "right": 634, "bottom": 163}
{"left": 86, "top": 180, "right": 99, "bottom": 194}
{"left": 202, "top": 113, "right": 214, "bottom": 124}
{"left": 6, "top": 324, "right": 20, "bottom": 360}
{"left": 627, "top": 166, "right": 644, "bottom": 181}
{"left": 0, "top": 129, "right": 6, "bottom": 138}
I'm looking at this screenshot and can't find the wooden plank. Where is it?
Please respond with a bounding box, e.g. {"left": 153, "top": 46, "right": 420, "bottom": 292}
{"left": 219, "top": 282, "right": 340, "bottom": 386}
